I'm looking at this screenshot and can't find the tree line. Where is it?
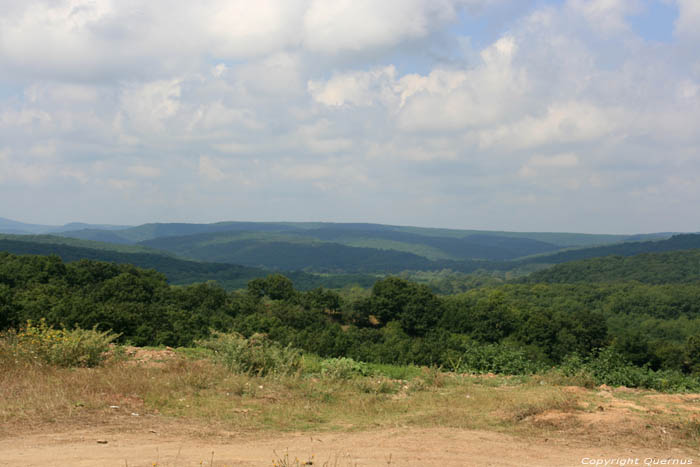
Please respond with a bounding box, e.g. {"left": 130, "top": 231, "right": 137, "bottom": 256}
{"left": 1, "top": 252, "right": 699, "bottom": 377}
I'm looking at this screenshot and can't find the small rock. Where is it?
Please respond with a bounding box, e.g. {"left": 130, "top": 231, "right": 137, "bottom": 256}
{"left": 131, "top": 413, "right": 140, "bottom": 416}
{"left": 109, "top": 405, "right": 119, "bottom": 409}
{"left": 97, "top": 440, "right": 108, "bottom": 444}
{"left": 597, "top": 406, "right": 605, "bottom": 412}
{"left": 149, "top": 429, "right": 157, "bottom": 434}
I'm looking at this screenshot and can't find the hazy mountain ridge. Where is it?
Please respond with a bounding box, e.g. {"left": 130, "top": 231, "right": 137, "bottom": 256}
{"left": 0, "top": 217, "right": 131, "bottom": 235}
{"left": 0, "top": 217, "right": 690, "bottom": 279}
{"left": 42, "top": 219, "right": 672, "bottom": 247}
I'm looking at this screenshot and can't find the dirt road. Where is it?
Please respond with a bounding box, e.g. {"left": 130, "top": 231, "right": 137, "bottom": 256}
{"left": 0, "top": 425, "right": 695, "bottom": 467}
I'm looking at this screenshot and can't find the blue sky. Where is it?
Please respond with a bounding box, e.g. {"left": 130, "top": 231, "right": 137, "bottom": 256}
{"left": 0, "top": 0, "right": 699, "bottom": 234}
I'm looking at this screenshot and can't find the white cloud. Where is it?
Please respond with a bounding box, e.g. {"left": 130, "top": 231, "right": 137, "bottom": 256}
{"left": 302, "top": 0, "right": 460, "bottom": 53}
{"left": 308, "top": 66, "right": 398, "bottom": 107}
{"left": 0, "top": 0, "right": 492, "bottom": 81}
{"left": 478, "top": 101, "right": 620, "bottom": 150}
{"left": 1, "top": 0, "right": 700, "bottom": 232}
{"left": 127, "top": 165, "right": 161, "bottom": 178}
{"left": 675, "top": 0, "right": 700, "bottom": 40}
{"left": 107, "top": 178, "right": 136, "bottom": 191}
{"left": 519, "top": 153, "right": 580, "bottom": 179}
{"left": 294, "top": 120, "right": 354, "bottom": 154}
{"left": 566, "top": 0, "right": 641, "bottom": 34}
{"left": 118, "top": 79, "right": 182, "bottom": 133}
{"left": 198, "top": 155, "right": 226, "bottom": 182}
{"left": 278, "top": 163, "right": 333, "bottom": 180}
{"left": 309, "top": 36, "right": 528, "bottom": 132}
{"left": 529, "top": 153, "right": 580, "bottom": 168}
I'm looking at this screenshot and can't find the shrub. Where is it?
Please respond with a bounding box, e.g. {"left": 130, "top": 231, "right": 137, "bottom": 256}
{"left": 447, "top": 342, "right": 543, "bottom": 375}
{"left": 196, "top": 331, "right": 301, "bottom": 376}
{"left": 0, "top": 319, "right": 119, "bottom": 367}
{"left": 558, "top": 348, "right": 700, "bottom": 392}
{"left": 320, "top": 357, "right": 369, "bottom": 379}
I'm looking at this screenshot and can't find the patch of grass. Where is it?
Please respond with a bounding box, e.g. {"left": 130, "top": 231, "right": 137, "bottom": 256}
{"left": 364, "top": 362, "right": 423, "bottom": 380}
{"left": 0, "top": 347, "right": 698, "bottom": 452}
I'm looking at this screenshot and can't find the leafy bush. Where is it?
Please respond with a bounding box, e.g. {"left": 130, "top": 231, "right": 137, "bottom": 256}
{"left": 196, "top": 331, "right": 301, "bottom": 376}
{"left": 0, "top": 319, "right": 119, "bottom": 367}
{"left": 320, "top": 357, "right": 369, "bottom": 379}
{"left": 558, "top": 348, "right": 700, "bottom": 392}
{"left": 447, "top": 342, "right": 543, "bottom": 375}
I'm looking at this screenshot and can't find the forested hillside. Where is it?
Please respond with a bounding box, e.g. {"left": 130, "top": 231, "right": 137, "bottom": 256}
{"left": 525, "top": 249, "right": 700, "bottom": 284}
{"left": 1, "top": 252, "right": 698, "bottom": 383}
{"left": 520, "top": 234, "right": 700, "bottom": 266}
{"left": 52, "top": 220, "right": 675, "bottom": 266}
{"left": 0, "top": 238, "right": 377, "bottom": 290}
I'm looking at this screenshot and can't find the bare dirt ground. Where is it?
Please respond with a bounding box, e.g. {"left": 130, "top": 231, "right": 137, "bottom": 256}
{"left": 0, "top": 421, "right": 696, "bottom": 467}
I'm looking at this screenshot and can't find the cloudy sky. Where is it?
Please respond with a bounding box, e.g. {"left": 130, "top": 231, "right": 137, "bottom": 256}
{"left": 1, "top": 0, "right": 699, "bottom": 233}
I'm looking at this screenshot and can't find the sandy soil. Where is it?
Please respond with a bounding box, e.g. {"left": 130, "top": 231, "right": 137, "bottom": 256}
{"left": 0, "top": 423, "right": 696, "bottom": 467}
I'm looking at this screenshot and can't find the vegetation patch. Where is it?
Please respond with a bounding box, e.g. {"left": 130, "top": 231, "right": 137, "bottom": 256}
{"left": 0, "top": 319, "right": 118, "bottom": 367}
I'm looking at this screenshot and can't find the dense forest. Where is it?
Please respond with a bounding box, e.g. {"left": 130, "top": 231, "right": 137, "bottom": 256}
{"left": 524, "top": 249, "right": 700, "bottom": 284}
{"left": 2, "top": 252, "right": 698, "bottom": 386}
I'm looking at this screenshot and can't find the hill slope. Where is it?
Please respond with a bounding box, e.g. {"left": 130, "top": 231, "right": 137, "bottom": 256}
{"left": 525, "top": 249, "right": 700, "bottom": 284}
{"left": 520, "top": 233, "right": 700, "bottom": 267}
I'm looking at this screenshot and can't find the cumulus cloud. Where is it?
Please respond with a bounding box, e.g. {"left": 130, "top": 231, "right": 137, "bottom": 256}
{"left": 118, "top": 79, "right": 182, "bottom": 134}
{"left": 675, "top": 0, "right": 700, "bottom": 40}
{"left": 198, "top": 155, "right": 226, "bottom": 182}
{"left": 566, "top": 0, "right": 642, "bottom": 34}
{"left": 302, "top": 0, "right": 460, "bottom": 53}
{"left": 1, "top": 0, "right": 699, "bottom": 232}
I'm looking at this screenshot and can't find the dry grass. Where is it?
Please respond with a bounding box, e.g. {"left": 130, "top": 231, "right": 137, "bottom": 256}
{"left": 1, "top": 352, "right": 699, "bottom": 452}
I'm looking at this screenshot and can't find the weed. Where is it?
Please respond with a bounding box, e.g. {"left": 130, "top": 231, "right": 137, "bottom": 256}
{"left": 196, "top": 332, "right": 301, "bottom": 377}
{"left": 320, "top": 357, "right": 369, "bottom": 379}
{"left": 0, "top": 319, "right": 119, "bottom": 368}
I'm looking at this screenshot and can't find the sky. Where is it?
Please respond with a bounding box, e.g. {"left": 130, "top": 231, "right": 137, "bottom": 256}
{"left": 0, "top": 0, "right": 699, "bottom": 234}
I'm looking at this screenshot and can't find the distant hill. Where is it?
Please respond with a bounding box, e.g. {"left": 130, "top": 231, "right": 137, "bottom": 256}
{"left": 0, "top": 217, "right": 130, "bottom": 235}
{"left": 58, "top": 221, "right": 307, "bottom": 243}
{"left": 0, "top": 234, "right": 162, "bottom": 254}
{"left": 519, "top": 233, "right": 700, "bottom": 267}
{"left": 524, "top": 249, "right": 700, "bottom": 284}
{"left": 0, "top": 236, "right": 376, "bottom": 290}
{"left": 0, "top": 237, "right": 262, "bottom": 289}
{"left": 136, "top": 227, "right": 563, "bottom": 267}
{"left": 52, "top": 229, "right": 139, "bottom": 244}
{"left": 56, "top": 220, "right": 663, "bottom": 249}
{"left": 140, "top": 233, "right": 439, "bottom": 272}
{"left": 4, "top": 217, "right": 689, "bottom": 276}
